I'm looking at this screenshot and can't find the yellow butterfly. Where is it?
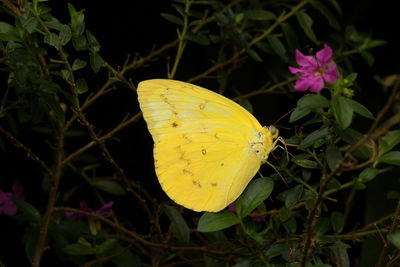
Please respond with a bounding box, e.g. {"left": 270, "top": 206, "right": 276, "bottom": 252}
{"left": 137, "top": 79, "right": 279, "bottom": 212}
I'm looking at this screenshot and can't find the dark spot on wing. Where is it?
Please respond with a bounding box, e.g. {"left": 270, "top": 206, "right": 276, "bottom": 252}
{"left": 192, "top": 180, "right": 202, "bottom": 188}
{"left": 183, "top": 169, "right": 194, "bottom": 176}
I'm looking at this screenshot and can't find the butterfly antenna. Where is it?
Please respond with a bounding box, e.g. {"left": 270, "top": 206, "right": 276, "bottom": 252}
{"left": 273, "top": 108, "right": 296, "bottom": 127}
{"left": 266, "top": 160, "right": 288, "bottom": 187}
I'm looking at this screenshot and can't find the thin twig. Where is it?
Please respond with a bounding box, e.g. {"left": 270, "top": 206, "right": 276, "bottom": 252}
{"left": 61, "top": 112, "right": 142, "bottom": 166}
{"left": 54, "top": 207, "right": 230, "bottom": 256}
{"left": 187, "top": 0, "right": 311, "bottom": 83}
{"left": 0, "top": 126, "right": 52, "bottom": 175}
{"left": 300, "top": 82, "right": 400, "bottom": 266}
{"left": 32, "top": 125, "right": 65, "bottom": 267}
{"left": 376, "top": 200, "right": 400, "bottom": 266}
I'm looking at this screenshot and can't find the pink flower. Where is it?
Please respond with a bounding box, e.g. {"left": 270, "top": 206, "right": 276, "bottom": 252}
{"left": 0, "top": 180, "right": 25, "bottom": 216}
{"left": 289, "top": 44, "right": 339, "bottom": 92}
{"left": 65, "top": 201, "right": 114, "bottom": 219}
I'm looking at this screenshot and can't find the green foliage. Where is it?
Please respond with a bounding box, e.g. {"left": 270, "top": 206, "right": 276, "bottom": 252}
{"left": 0, "top": 0, "right": 398, "bottom": 266}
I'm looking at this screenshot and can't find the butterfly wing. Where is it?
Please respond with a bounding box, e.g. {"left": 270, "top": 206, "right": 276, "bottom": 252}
{"left": 137, "top": 79, "right": 266, "bottom": 212}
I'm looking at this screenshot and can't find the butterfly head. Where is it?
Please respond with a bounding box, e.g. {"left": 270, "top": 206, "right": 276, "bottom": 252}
{"left": 250, "top": 126, "right": 280, "bottom": 162}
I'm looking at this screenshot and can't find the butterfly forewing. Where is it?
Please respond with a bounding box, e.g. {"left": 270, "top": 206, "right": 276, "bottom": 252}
{"left": 137, "top": 79, "right": 266, "bottom": 212}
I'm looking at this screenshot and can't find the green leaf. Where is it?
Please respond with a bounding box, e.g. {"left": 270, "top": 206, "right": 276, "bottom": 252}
{"left": 96, "top": 239, "right": 118, "bottom": 255}
{"left": 282, "top": 216, "right": 297, "bottom": 233}
{"left": 63, "top": 243, "right": 96, "bottom": 255}
{"left": 18, "top": 13, "right": 38, "bottom": 34}
{"left": 197, "top": 210, "right": 240, "bottom": 232}
{"left": 237, "top": 177, "right": 274, "bottom": 218}
{"left": 44, "top": 32, "right": 61, "bottom": 49}
{"left": 314, "top": 217, "right": 331, "bottom": 235}
{"left": 331, "top": 211, "right": 345, "bottom": 233}
{"left": 289, "top": 94, "right": 329, "bottom": 123}
{"left": 298, "top": 94, "right": 330, "bottom": 110}
{"left": 332, "top": 95, "right": 353, "bottom": 129}
{"left": 72, "top": 58, "right": 87, "bottom": 71}
{"left": 265, "top": 243, "right": 291, "bottom": 259}
{"left": 76, "top": 78, "right": 88, "bottom": 94}
{"left": 160, "top": 13, "right": 184, "bottom": 25}
{"left": 347, "top": 99, "right": 374, "bottom": 119}
{"left": 328, "top": 0, "right": 342, "bottom": 14}
{"left": 41, "top": 94, "right": 65, "bottom": 124}
{"left": 92, "top": 180, "right": 126, "bottom": 196}
{"left": 289, "top": 107, "right": 312, "bottom": 123}
{"left": 89, "top": 53, "right": 104, "bottom": 73}
{"left": 61, "top": 69, "right": 72, "bottom": 83}
{"left": 24, "top": 227, "right": 39, "bottom": 263}
{"left": 296, "top": 11, "right": 318, "bottom": 44}
{"left": 279, "top": 206, "right": 292, "bottom": 222}
{"left": 281, "top": 22, "right": 299, "bottom": 52}
{"left": 267, "top": 35, "right": 288, "bottom": 62}
{"left": 377, "top": 151, "right": 400, "bottom": 166}
{"left": 379, "top": 130, "right": 400, "bottom": 156}
{"left": 292, "top": 159, "right": 319, "bottom": 169}
{"left": 388, "top": 231, "right": 400, "bottom": 249}
{"left": 68, "top": 3, "right": 85, "bottom": 35}
{"left": 164, "top": 206, "right": 190, "bottom": 243}
{"left": 310, "top": 0, "right": 341, "bottom": 31}
{"left": 72, "top": 35, "right": 87, "bottom": 50}
{"left": 185, "top": 32, "right": 210, "bottom": 46}
{"left": 360, "top": 51, "right": 374, "bottom": 66}
{"left": 344, "top": 73, "right": 358, "bottom": 85}
{"left": 285, "top": 185, "right": 303, "bottom": 207}
{"left": 357, "top": 167, "right": 379, "bottom": 183}
{"left": 299, "top": 127, "right": 329, "bottom": 149}
{"left": 86, "top": 30, "right": 100, "bottom": 52}
{"left": 0, "top": 22, "right": 20, "bottom": 41}
{"left": 44, "top": 18, "right": 65, "bottom": 31}
{"left": 367, "top": 39, "right": 387, "bottom": 49}
{"left": 13, "top": 199, "right": 41, "bottom": 223}
{"left": 59, "top": 25, "right": 72, "bottom": 45}
{"left": 243, "top": 10, "right": 276, "bottom": 20}
{"left": 326, "top": 145, "right": 342, "bottom": 171}
{"left": 330, "top": 242, "right": 350, "bottom": 267}
{"left": 246, "top": 48, "right": 263, "bottom": 62}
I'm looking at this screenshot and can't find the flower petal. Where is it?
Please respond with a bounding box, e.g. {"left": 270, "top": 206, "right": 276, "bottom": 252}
{"left": 0, "top": 190, "right": 11, "bottom": 202}
{"left": 288, "top": 66, "right": 304, "bottom": 74}
{"left": 96, "top": 201, "right": 114, "bottom": 217}
{"left": 323, "top": 63, "right": 339, "bottom": 83}
{"left": 309, "top": 77, "right": 325, "bottom": 92}
{"left": 294, "top": 76, "right": 314, "bottom": 91}
{"left": 12, "top": 180, "right": 25, "bottom": 200}
{"left": 227, "top": 203, "right": 236, "bottom": 212}
{"left": 0, "top": 192, "right": 18, "bottom": 216}
{"left": 316, "top": 44, "right": 333, "bottom": 67}
{"left": 294, "top": 76, "right": 324, "bottom": 92}
{"left": 295, "top": 49, "right": 318, "bottom": 69}
{"left": 79, "top": 201, "right": 93, "bottom": 212}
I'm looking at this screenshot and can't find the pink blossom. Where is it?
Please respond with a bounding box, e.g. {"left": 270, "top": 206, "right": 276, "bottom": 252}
{"left": 65, "top": 201, "right": 114, "bottom": 219}
{"left": 0, "top": 180, "right": 25, "bottom": 216}
{"left": 289, "top": 44, "right": 339, "bottom": 92}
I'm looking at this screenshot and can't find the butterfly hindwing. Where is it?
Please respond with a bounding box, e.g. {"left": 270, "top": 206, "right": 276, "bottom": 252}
{"left": 137, "top": 79, "right": 266, "bottom": 212}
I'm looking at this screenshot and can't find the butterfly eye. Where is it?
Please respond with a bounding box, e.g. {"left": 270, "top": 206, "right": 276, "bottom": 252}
{"left": 269, "top": 125, "right": 279, "bottom": 139}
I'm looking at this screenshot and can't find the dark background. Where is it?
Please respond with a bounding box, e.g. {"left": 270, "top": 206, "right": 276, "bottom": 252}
{"left": 1, "top": 0, "right": 399, "bottom": 266}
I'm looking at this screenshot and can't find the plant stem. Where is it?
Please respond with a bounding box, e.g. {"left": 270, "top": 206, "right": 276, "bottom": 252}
{"left": 169, "top": 0, "right": 191, "bottom": 79}
{"left": 32, "top": 125, "right": 65, "bottom": 267}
